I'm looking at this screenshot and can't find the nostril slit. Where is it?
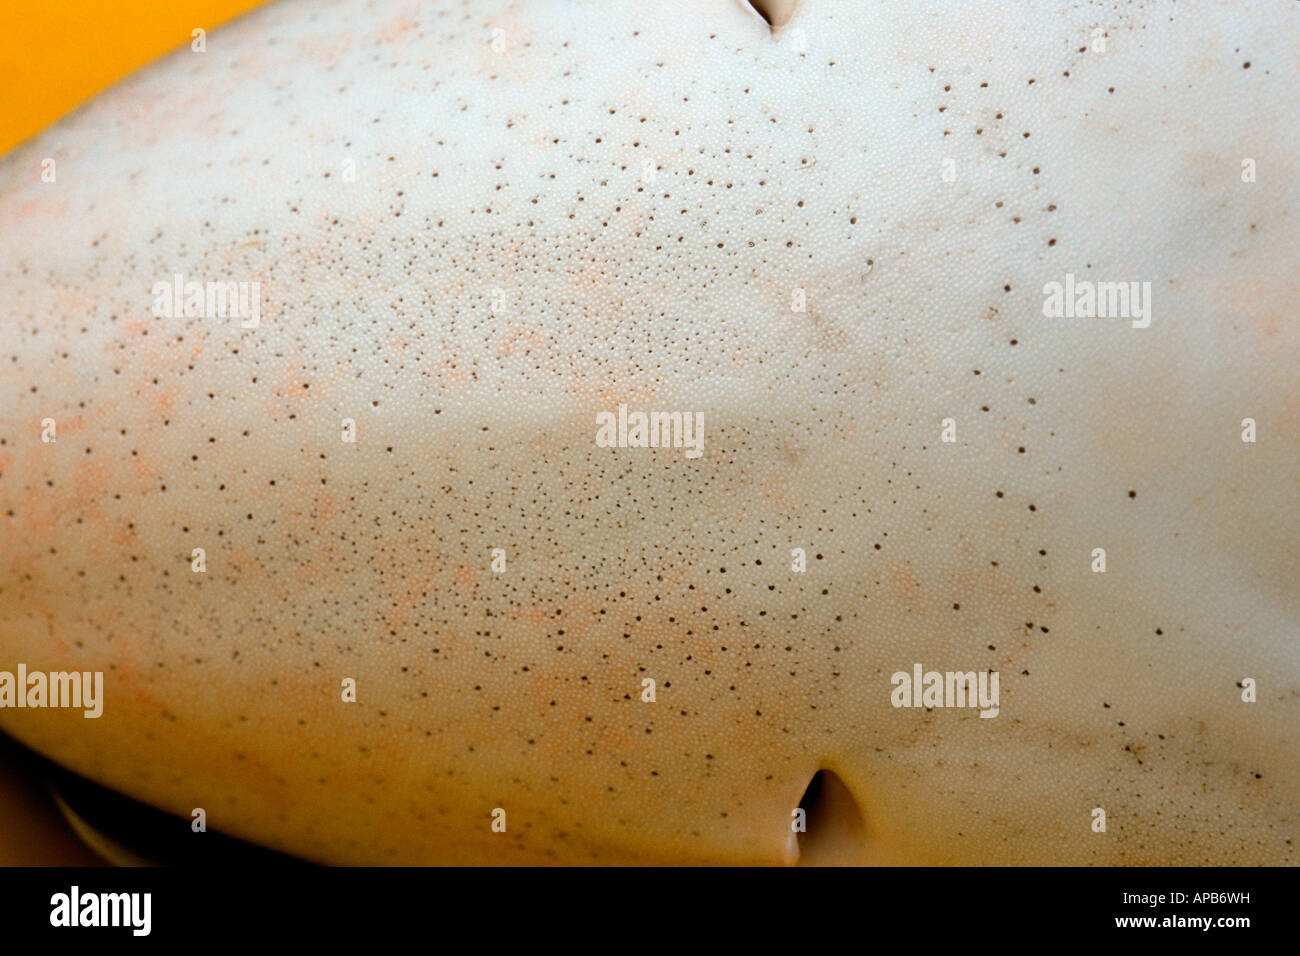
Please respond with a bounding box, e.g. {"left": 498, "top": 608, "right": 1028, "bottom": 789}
{"left": 746, "top": 0, "right": 800, "bottom": 31}
{"left": 797, "top": 768, "right": 826, "bottom": 820}
{"left": 794, "top": 768, "right": 868, "bottom": 865}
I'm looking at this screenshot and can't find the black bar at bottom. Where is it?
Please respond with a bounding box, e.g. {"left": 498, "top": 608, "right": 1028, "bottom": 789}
{"left": 0, "top": 865, "right": 1289, "bottom": 944}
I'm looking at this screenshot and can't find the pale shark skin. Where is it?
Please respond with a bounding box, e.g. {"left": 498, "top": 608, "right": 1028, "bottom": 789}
{"left": 0, "top": 0, "right": 1296, "bottom": 865}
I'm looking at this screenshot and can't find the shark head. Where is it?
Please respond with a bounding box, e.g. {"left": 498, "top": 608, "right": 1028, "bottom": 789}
{"left": 0, "top": 0, "right": 1296, "bottom": 864}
